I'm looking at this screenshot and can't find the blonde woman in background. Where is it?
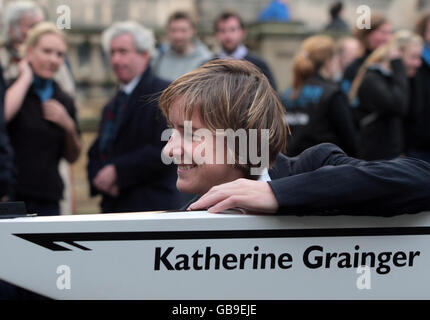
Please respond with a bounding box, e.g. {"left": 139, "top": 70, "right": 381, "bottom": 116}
{"left": 348, "top": 30, "right": 423, "bottom": 161}
{"left": 4, "top": 22, "right": 81, "bottom": 216}
{"left": 0, "top": 1, "right": 78, "bottom": 215}
{"left": 341, "top": 13, "right": 393, "bottom": 103}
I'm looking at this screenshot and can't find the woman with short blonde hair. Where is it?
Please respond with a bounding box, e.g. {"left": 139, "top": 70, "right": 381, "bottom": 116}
{"left": 5, "top": 21, "right": 81, "bottom": 215}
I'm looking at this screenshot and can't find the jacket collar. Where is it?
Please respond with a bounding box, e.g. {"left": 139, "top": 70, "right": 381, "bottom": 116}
{"left": 113, "top": 66, "right": 156, "bottom": 134}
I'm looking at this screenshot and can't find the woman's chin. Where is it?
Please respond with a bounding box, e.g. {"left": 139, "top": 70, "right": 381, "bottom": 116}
{"left": 35, "top": 71, "right": 56, "bottom": 79}
{"left": 177, "top": 180, "right": 200, "bottom": 196}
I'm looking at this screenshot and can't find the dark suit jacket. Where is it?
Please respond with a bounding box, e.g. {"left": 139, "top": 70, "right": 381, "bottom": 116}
{"left": 182, "top": 143, "right": 430, "bottom": 216}
{"left": 213, "top": 52, "right": 277, "bottom": 91}
{"left": 244, "top": 52, "right": 277, "bottom": 91}
{"left": 269, "top": 143, "right": 430, "bottom": 216}
{"left": 88, "top": 67, "right": 185, "bottom": 213}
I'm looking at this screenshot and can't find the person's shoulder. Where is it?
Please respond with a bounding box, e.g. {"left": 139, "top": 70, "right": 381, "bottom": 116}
{"left": 300, "top": 143, "right": 344, "bottom": 159}
{"left": 138, "top": 68, "right": 171, "bottom": 93}
{"left": 244, "top": 51, "right": 270, "bottom": 68}
{"left": 321, "top": 79, "right": 344, "bottom": 101}
{"left": 343, "top": 56, "right": 366, "bottom": 78}
{"left": 153, "top": 75, "right": 171, "bottom": 94}
{"left": 152, "top": 74, "right": 171, "bottom": 90}
{"left": 273, "top": 143, "right": 346, "bottom": 176}
{"left": 291, "top": 143, "right": 346, "bottom": 169}
{"left": 360, "top": 66, "right": 389, "bottom": 87}
{"left": 194, "top": 40, "right": 214, "bottom": 59}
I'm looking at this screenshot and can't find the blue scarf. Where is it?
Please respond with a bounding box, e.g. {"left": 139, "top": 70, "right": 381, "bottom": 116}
{"left": 33, "top": 75, "right": 54, "bottom": 102}
{"left": 422, "top": 44, "right": 430, "bottom": 67}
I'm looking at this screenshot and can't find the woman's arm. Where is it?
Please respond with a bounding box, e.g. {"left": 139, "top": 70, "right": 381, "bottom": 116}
{"left": 42, "top": 99, "right": 82, "bottom": 163}
{"left": 4, "top": 60, "right": 33, "bottom": 122}
{"left": 188, "top": 144, "right": 430, "bottom": 216}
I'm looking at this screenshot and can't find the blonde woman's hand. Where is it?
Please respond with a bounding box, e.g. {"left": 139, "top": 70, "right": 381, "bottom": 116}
{"left": 17, "top": 59, "right": 33, "bottom": 83}
{"left": 42, "top": 99, "right": 74, "bottom": 130}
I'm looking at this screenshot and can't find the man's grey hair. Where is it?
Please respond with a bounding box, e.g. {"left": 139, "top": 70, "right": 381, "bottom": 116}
{"left": 102, "top": 21, "right": 155, "bottom": 57}
{"left": 2, "top": 1, "right": 45, "bottom": 43}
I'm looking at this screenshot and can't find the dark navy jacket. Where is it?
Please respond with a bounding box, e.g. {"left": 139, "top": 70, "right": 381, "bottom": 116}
{"left": 88, "top": 67, "right": 185, "bottom": 213}
{"left": 243, "top": 52, "right": 277, "bottom": 91}
{"left": 405, "top": 54, "right": 430, "bottom": 152}
{"left": 356, "top": 59, "right": 409, "bottom": 160}
{"left": 183, "top": 143, "right": 430, "bottom": 216}
{"left": 213, "top": 53, "right": 277, "bottom": 91}
{"left": 282, "top": 74, "right": 358, "bottom": 157}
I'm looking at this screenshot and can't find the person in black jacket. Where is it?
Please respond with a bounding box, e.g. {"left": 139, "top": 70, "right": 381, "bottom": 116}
{"left": 405, "top": 12, "right": 430, "bottom": 163}
{"left": 4, "top": 22, "right": 81, "bottom": 215}
{"left": 158, "top": 59, "right": 430, "bottom": 216}
{"left": 281, "top": 35, "right": 357, "bottom": 157}
{"left": 348, "top": 31, "right": 420, "bottom": 161}
{"left": 88, "top": 21, "right": 186, "bottom": 213}
{"left": 341, "top": 13, "right": 392, "bottom": 124}
{"left": 214, "top": 11, "right": 277, "bottom": 90}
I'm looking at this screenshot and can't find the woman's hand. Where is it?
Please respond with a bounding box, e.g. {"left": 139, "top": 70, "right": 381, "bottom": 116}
{"left": 42, "top": 99, "right": 74, "bottom": 130}
{"left": 188, "top": 178, "right": 279, "bottom": 214}
{"left": 17, "top": 59, "right": 33, "bottom": 83}
{"left": 43, "top": 99, "right": 82, "bottom": 163}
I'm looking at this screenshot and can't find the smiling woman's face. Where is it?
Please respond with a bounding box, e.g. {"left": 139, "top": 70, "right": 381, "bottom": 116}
{"left": 27, "top": 33, "right": 66, "bottom": 79}
{"left": 162, "top": 98, "right": 244, "bottom": 195}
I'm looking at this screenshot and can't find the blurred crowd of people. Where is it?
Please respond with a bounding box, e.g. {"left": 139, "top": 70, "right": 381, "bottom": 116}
{"left": 0, "top": 0, "right": 428, "bottom": 217}
{"left": 283, "top": 9, "right": 430, "bottom": 166}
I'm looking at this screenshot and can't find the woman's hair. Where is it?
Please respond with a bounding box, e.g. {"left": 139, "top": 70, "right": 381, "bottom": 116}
{"left": 354, "top": 12, "right": 389, "bottom": 48}
{"left": 159, "top": 59, "right": 287, "bottom": 176}
{"left": 19, "top": 21, "right": 66, "bottom": 58}
{"left": 101, "top": 21, "right": 155, "bottom": 57}
{"left": 290, "top": 35, "right": 335, "bottom": 99}
{"left": 348, "top": 30, "right": 423, "bottom": 103}
{"left": 416, "top": 11, "right": 430, "bottom": 41}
